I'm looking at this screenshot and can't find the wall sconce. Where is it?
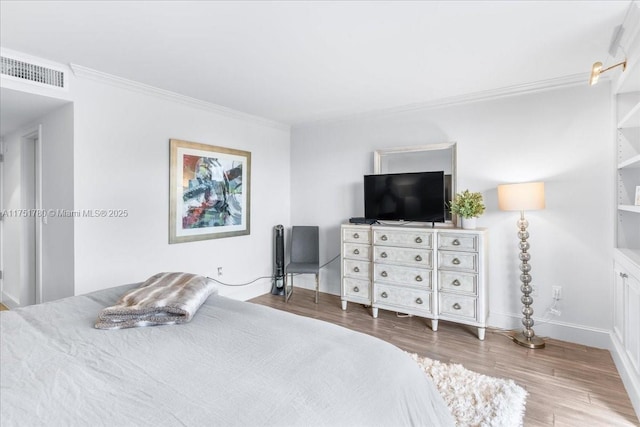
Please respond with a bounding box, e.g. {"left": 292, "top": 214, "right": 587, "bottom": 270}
{"left": 589, "top": 59, "right": 627, "bottom": 85}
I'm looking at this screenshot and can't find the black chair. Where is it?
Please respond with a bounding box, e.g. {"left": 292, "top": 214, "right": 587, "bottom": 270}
{"left": 285, "top": 226, "right": 319, "bottom": 304}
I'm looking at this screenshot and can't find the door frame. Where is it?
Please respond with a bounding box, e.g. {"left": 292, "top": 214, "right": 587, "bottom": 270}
{"left": 23, "top": 125, "right": 43, "bottom": 305}
{"left": 0, "top": 125, "right": 44, "bottom": 307}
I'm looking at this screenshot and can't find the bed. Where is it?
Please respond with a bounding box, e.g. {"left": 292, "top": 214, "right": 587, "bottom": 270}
{"left": 1, "top": 281, "right": 454, "bottom": 426}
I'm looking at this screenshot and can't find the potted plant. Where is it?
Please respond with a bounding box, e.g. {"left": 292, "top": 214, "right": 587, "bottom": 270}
{"left": 449, "top": 189, "right": 486, "bottom": 229}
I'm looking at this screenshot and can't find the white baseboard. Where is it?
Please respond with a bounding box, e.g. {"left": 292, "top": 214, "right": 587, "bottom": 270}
{"left": 489, "top": 310, "right": 612, "bottom": 349}
{"left": 610, "top": 333, "right": 640, "bottom": 421}
{"left": 1, "top": 291, "right": 19, "bottom": 309}
{"left": 217, "top": 278, "right": 273, "bottom": 302}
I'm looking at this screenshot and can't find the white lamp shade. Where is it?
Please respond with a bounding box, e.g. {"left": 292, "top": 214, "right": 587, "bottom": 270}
{"left": 498, "top": 182, "right": 545, "bottom": 211}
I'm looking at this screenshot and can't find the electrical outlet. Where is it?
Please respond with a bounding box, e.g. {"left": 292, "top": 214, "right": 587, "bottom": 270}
{"left": 552, "top": 286, "right": 562, "bottom": 300}
{"left": 217, "top": 267, "right": 223, "bottom": 277}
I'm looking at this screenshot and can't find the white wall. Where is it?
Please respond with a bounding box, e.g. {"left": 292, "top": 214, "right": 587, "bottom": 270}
{"left": 72, "top": 75, "right": 291, "bottom": 300}
{"left": 40, "top": 103, "right": 74, "bottom": 302}
{"left": 290, "top": 83, "right": 614, "bottom": 347}
{"left": 2, "top": 128, "right": 25, "bottom": 306}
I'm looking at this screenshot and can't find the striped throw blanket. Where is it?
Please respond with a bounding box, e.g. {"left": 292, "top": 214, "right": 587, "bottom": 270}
{"left": 95, "top": 272, "right": 217, "bottom": 330}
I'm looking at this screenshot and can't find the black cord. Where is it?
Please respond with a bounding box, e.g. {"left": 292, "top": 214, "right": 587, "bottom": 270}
{"left": 209, "top": 253, "right": 340, "bottom": 287}
{"left": 207, "top": 275, "right": 274, "bottom": 287}
{"left": 320, "top": 253, "right": 340, "bottom": 269}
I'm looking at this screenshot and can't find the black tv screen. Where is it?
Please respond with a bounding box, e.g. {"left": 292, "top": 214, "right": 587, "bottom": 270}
{"left": 364, "top": 171, "right": 445, "bottom": 222}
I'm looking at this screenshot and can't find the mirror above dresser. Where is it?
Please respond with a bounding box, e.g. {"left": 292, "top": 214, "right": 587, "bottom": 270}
{"left": 374, "top": 143, "right": 457, "bottom": 222}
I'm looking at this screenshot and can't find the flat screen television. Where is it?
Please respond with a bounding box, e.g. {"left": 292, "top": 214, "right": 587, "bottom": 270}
{"left": 364, "top": 171, "right": 446, "bottom": 223}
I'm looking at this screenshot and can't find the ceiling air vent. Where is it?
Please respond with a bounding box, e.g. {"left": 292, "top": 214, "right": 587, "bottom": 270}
{"left": 1, "top": 56, "right": 64, "bottom": 88}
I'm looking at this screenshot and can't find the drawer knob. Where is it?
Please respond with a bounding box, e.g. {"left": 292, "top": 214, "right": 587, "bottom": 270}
{"left": 452, "top": 279, "right": 461, "bottom": 286}
{"left": 453, "top": 303, "right": 461, "bottom": 310}
{"left": 353, "top": 233, "right": 360, "bottom": 239}
{"left": 353, "top": 266, "right": 360, "bottom": 273}
{"left": 620, "top": 272, "right": 629, "bottom": 279}
{"left": 381, "top": 292, "right": 388, "bottom": 298}
{"left": 415, "top": 236, "right": 423, "bottom": 244}
{"left": 415, "top": 275, "right": 423, "bottom": 282}
{"left": 353, "top": 248, "right": 360, "bottom": 255}
{"left": 452, "top": 239, "right": 460, "bottom": 246}
{"left": 416, "top": 297, "right": 423, "bottom": 305}
{"left": 353, "top": 286, "right": 360, "bottom": 293}
{"left": 381, "top": 235, "right": 388, "bottom": 241}
{"left": 381, "top": 271, "right": 388, "bottom": 278}
{"left": 415, "top": 255, "right": 423, "bottom": 262}
{"left": 452, "top": 258, "right": 461, "bottom": 265}
{"left": 381, "top": 252, "right": 388, "bottom": 258}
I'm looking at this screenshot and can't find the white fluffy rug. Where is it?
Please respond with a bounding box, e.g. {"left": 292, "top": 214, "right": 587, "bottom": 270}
{"left": 408, "top": 353, "right": 528, "bottom": 427}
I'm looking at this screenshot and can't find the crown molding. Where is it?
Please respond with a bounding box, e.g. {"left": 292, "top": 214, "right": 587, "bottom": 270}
{"left": 69, "top": 62, "right": 596, "bottom": 131}
{"left": 294, "top": 72, "right": 593, "bottom": 128}
{"left": 69, "top": 64, "right": 290, "bottom": 132}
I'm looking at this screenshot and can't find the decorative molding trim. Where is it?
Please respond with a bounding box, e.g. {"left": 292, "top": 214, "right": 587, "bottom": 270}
{"left": 68, "top": 62, "right": 595, "bottom": 130}
{"left": 295, "top": 72, "right": 594, "bottom": 127}
{"left": 69, "top": 64, "right": 290, "bottom": 132}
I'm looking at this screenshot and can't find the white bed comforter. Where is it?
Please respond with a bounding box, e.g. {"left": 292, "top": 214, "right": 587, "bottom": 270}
{"left": 1, "top": 284, "right": 454, "bottom": 427}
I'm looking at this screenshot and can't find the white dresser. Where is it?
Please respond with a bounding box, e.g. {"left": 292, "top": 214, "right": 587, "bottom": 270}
{"left": 341, "top": 225, "right": 373, "bottom": 306}
{"left": 340, "top": 223, "right": 488, "bottom": 340}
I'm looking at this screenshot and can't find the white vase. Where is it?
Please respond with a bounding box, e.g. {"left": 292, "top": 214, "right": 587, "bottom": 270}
{"left": 461, "top": 217, "right": 477, "bottom": 230}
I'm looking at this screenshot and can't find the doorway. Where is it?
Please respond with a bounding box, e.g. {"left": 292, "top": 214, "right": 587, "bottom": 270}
{"left": 0, "top": 125, "right": 42, "bottom": 307}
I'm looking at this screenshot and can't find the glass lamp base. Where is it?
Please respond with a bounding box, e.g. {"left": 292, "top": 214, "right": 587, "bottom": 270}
{"left": 510, "top": 331, "right": 545, "bottom": 349}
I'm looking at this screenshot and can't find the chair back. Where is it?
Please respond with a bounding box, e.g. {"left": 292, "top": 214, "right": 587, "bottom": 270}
{"left": 290, "top": 226, "right": 319, "bottom": 264}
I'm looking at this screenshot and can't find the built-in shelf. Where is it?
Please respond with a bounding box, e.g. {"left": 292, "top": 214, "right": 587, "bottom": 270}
{"left": 615, "top": 248, "right": 640, "bottom": 271}
{"left": 619, "top": 154, "right": 640, "bottom": 169}
{"left": 618, "top": 102, "right": 640, "bottom": 129}
{"left": 611, "top": 6, "right": 640, "bottom": 419}
{"left": 619, "top": 204, "right": 640, "bottom": 213}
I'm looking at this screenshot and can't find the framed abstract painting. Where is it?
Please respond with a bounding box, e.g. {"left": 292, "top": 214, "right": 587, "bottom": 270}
{"left": 169, "top": 139, "right": 251, "bottom": 243}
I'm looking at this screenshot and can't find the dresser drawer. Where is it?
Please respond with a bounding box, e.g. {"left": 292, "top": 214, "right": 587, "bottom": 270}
{"left": 438, "top": 233, "right": 478, "bottom": 252}
{"left": 438, "top": 271, "right": 477, "bottom": 295}
{"left": 343, "top": 278, "right": 370, "bottom": 300}
{"left": 343, "top": 243, "right": 371, "bottom": 261}
{"left": 342, "top": 227, "right": 371, "bottom": 244}
{"left": 374, "top": 284, "right": 433, "bottom": 314}
{"left": 439, "top": 294, "right": 477, "bottom": 320}
{"left": 438, "top": 251, "right": 478, "bottom": 272}
{"left": 374, "top": 264, "right": 432, "bottom": 289}
{"left": 374, "top": 246, "right": 432, "bottom": 268}
{"left": 343, "top": 259, "right": 370, "bottom": 279}
{"left": 373, "top": 229, "right": 433, "bottom": 249}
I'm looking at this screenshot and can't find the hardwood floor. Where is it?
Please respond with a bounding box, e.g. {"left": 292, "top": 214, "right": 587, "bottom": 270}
{"left": 250, "top": 288, "right": 639, "bottom": 426}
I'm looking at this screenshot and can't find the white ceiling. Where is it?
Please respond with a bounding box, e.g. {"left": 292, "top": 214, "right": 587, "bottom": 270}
{"left": 0, "top": 1, "right": 634, "bottom": 127}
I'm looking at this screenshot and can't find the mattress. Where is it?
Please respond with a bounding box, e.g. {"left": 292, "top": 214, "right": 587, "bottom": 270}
{"left": 0, "top": 283, "right": 454, "bottom": 426}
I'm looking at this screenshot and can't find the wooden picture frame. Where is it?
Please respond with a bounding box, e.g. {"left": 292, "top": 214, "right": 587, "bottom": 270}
{"left": 169, "top": 139, "right": 251, "bottom": 243}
